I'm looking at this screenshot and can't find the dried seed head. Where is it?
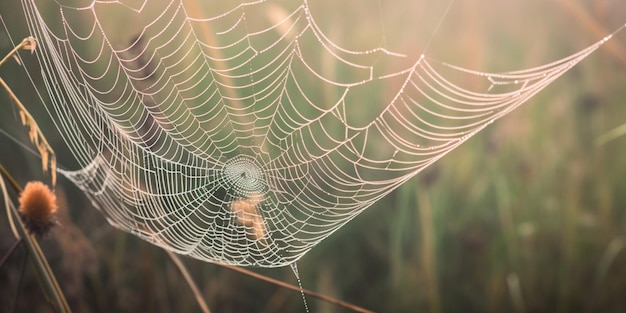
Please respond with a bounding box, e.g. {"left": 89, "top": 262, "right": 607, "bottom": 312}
{"left": 18, "top": 181, "right": 58, "bottom": 237}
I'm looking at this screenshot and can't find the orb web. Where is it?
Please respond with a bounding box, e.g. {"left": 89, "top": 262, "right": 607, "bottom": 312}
{"left": 8, "top": 0, "right": 623, "bottom": 267}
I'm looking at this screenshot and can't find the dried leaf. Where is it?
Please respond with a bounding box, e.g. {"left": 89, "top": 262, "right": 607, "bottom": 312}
{"left": 24, "top": 36, "right": 36, "bottom": 54}
{"left": 41, "top": 147, "right": 49, "bottom": 174}
{"left": 51, "top": 156, "right": 57, "bottom": 186}
{"left": 12, "top": 54, "right": 21, "bottom": 65}
{"left": 29, "top": 124, "right": 38, "bottom": 146}
{"left": 19, "top": 110, "right": 26, "bottom": 125}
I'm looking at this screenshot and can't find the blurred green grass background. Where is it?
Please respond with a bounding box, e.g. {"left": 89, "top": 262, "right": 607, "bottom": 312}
{"left": 1, "top": 0, "right": 626, "bottom": 312}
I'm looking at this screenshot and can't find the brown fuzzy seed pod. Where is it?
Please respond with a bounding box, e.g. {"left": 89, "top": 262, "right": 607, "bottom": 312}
{"left": 18, "top": 181, "right": 58, "bottom": 237}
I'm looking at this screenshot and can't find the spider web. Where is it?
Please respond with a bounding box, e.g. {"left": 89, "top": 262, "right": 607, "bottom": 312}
{"left": 15, "top": 0, "right": 622, "bottom": 267}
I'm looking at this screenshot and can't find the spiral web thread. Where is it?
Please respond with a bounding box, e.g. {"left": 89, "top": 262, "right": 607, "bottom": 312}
{"left": 15, "top": 0, "right": 622, "bottom": 267}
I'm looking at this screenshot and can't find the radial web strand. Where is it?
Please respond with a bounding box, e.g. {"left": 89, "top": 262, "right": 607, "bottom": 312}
{"left": 14, "top": 0, "right": 623, "bottom": 267}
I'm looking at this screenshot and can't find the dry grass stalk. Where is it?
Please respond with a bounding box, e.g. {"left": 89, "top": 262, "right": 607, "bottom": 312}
{"left": 0, "top": 36, "right": 56, "bottom": 186}
{"left": 221, "top": 263, "right": 375, "bottom": 313}
{"left": 0, "top": 36, "right": 68, "bottom": 311}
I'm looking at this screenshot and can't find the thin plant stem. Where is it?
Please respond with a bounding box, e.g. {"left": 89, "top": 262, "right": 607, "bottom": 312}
{"left": 555, "top": 0, "right": 626, "bottom": 66}
{"left": 0, "top": 237, "right": 22, "bottom": 269}
{"left": 221, "top": 264, "right": 375, "bottom": 313}
{"left": 0, "top": 36, "right": 57, "bottom": 186}
{"left": 12, "top": 244, "right": 28, "bottom": 312}
{"left": 0, "top": 77, "right": 57, "bottom": 185}
{"left": 596, "top": 123, "right": 626, "bottom": 146}
{"left": 0, "top": 36, "right": 34, "bottom": 68}
{"left": 0, "top": 162, "right": 20, "bottom": 241}
{"left": 0, "top": 162, "right": 21, "bottom": 194}
{"left": 165, "top": 250, "right": 211, "bottom": 313}
{"left": 417, "top": 188, "right": 440, "bottom": 313}
{"left": 6, "top": 192, "right": 71, "bottom": 312}
{"left": 596, "top": 237, "right": 625, "bottom": 286}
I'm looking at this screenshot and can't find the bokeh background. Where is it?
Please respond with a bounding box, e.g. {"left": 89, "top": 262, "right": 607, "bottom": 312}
{"left": 1, "top": 0, "right": 626, "bottom": 312}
